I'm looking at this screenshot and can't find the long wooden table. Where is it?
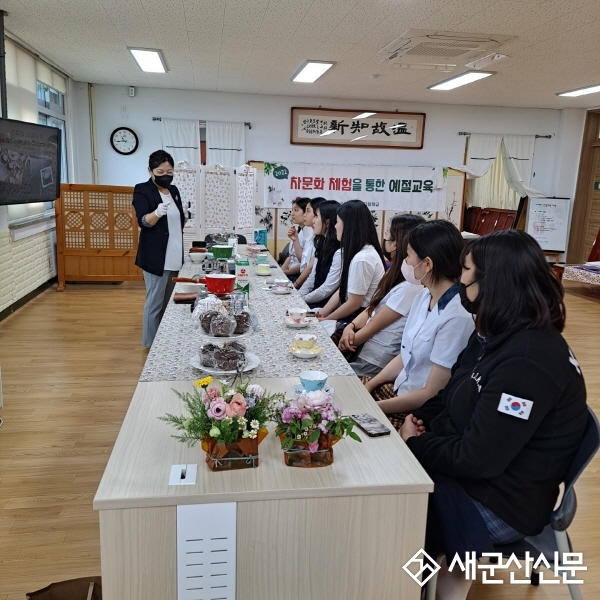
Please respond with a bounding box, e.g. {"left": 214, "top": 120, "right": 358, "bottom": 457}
{"left": 94, "top": 251, "right": 433, "bottom": 600}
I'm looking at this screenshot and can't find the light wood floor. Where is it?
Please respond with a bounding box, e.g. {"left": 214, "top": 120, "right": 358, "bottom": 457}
{"left": 0, "top": 281, "right": 599, "bottom": 600}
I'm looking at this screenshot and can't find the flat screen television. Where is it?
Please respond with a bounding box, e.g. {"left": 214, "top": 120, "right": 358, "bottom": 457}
{"left": 0, "top": 117, "right": 62, "bottom": 205}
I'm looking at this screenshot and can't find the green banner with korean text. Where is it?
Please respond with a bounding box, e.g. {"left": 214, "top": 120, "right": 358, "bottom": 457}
{"left": 264, "top": 162, "right": 447, "bottom": 211}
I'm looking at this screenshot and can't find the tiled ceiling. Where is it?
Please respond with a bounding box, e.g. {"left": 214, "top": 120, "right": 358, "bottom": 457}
{"left": 3, "top": 0, "right": 600, "bottom": 109}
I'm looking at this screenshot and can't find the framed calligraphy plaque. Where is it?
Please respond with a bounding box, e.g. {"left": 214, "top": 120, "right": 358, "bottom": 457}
{"left": 291, "top": 107, "right": 425, "bottom": 149}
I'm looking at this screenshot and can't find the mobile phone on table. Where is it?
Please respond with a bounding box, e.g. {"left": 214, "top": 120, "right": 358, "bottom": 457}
{"left": 350, "top": 414, "right": 391, "bottom": 437}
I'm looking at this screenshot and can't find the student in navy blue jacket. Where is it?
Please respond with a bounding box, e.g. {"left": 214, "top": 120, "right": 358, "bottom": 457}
{"left": 132, "top": 150, "right": 186, "bottom": 347}
{"left": 401, "top": 230, "right": 587, "bottom": 599}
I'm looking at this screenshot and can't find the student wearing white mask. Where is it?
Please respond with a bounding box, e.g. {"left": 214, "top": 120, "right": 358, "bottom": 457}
{"left": 363, "top": 220, "right": 474, "bottom": 427}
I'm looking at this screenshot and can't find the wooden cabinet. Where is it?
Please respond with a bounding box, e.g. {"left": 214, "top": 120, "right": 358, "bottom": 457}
{"left": 56, "top": 184, "right": 142, "bottom": 290}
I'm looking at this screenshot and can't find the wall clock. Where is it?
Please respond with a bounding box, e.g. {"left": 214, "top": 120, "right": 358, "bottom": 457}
{"left": 110, "top": 127, "right": 139, "bottom": 155}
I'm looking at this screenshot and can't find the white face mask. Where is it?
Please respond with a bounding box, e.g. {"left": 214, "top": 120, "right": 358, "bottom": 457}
{"left": 401, "top": 258, "right": 425, "bottom": 285}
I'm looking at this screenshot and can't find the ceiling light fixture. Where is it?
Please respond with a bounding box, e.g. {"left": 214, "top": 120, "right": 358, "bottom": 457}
{"left": 353, "top": 112, "right": 376, "bottom": 119}
{"left": 292, "top": 61, "right": 334, "bottom": 83}
{"left": 557, "top": 84, "right": 600, "bottom": 97}
{"left": 129, "top": 48, "right": 168, "bottom": 73}
{"left": 350, "top": 135, "right": 368, "bottom": 141}
{"left": 428, "top": 70, "right": 493, "bottom": 91}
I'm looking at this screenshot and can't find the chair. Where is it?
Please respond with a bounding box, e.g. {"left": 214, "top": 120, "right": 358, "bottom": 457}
{"left": 425, "top": 407, "right": 600, "bottom": 600}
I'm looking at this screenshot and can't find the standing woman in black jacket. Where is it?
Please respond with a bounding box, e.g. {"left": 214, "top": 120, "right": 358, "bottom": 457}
{"left": 400, "top": 230, "right": 587, "bottom": 600}
{"left": 132, "top": 150, "right": 186, "bottom": 347}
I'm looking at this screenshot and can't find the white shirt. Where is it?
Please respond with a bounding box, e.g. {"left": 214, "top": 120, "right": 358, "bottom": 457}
{"left": 289, "top": 227, "right": 314, "bottom": 273}
{"left": 300, "top": 227, "right": 314, "bottom": 272}
{"left": 162, "top": 192, "right": 183, "bottom": 271}
{"left": 299, "top": 249, "right": 342, "bottom": 303}
{"left": 347, "top": 245, "right": 385, "bottom": 306}
{"left": 359, "top": 281, "right": 423, "bottom": 368}
{"left": 393, "top": 287, "right": 475, "bottom": 394}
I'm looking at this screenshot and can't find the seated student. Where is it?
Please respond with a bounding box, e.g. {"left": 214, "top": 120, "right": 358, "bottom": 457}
{"left": 317, "top": 200, "right": 385, "bottom": 325}
{"left": 298, "top": 200, "right": 341, "bottom": 308}
{"left": 281, "top": 197, "right": 311, "bottom": 282}
{"left": 292, "top": 196, "right": 325, "bottom": 290}
{"left": 400, "top": 229, "right": 588, "bottom": 600}
{"left": 363, "top": 220, "right": 474, "bottom": 427}
{"left": 338, "top": 214, "right": 425, "bottom": 377}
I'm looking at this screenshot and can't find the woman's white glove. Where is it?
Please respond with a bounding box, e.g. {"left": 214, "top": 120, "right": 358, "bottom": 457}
{"left": 154, "top": 203, "right": 168, "bottom": 218}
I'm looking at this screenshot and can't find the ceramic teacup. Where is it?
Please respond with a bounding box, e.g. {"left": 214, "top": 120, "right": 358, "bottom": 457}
{"left": 299, "top": 370, "right": 328, "bottom": 391}
{"left": 295, "top": 333, "right": 317, "bottom": 349}
{"left": 288, "top": 307, "right": 307, "bottom": 323}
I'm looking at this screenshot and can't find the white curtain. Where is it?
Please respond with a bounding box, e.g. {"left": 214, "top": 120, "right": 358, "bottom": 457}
{"left": 500, "top": 135, "right": 543, "bottom": 198}
{"left": 463, "top": 134, "right": 503, "bottom": 178}
{"left": 467, "top": 148, "right": 520, "bottom": 209}
{"left": 161, "top": 119, "right": 200, "bottom": 164}
{"left": 206, "top": 121, "right": 246, "bottom": 168}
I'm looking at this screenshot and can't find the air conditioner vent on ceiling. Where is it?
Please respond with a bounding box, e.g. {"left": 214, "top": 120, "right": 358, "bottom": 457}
{"left": 379, "top": 29, "right": 516, "bottom": 64}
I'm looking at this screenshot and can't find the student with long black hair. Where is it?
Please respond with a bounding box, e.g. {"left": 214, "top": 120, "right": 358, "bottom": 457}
{"left": 298, "top": 200, "right": 341, "bottom": 308}
{"left": 364, "top": 220, "right": 474, "bottom": 427}
{"left": 401, "top": 230, "right": 588, "bottom": 600}
{"left": 317, "top": 200, "right": 385, "bottom": 324}
{"left": 338, "top": 213, "right": 425, "bottom": 377}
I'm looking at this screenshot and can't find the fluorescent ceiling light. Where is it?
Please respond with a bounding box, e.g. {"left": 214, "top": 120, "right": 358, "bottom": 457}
{"left": 292, "top": 61, "right": 334, "bottom": 83}
{"left": 353, "top": 112, "right": 376, "bottom": 119}
{"left": 320, "top": 129, "right": 337, "bottom": 136}
{"left": 429, "top": 70, "right": 493, "bottom": 91}
{"left": 350, "top": 135, "right": 368, "bottom": 141}
{"left": 557, "top": 84, "right": 600, "bottom": 97}
{"left": 129, "top": 48, "right": 167, "bottom": 73}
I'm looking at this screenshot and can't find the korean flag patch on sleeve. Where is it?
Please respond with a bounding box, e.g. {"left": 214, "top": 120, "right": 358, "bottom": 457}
{"left": 497, "top": 393, "right": 533, "bottom": 420}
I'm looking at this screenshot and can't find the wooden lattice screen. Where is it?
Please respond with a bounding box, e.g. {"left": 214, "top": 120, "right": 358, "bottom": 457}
{"left": 56, "top": 184, "right": 142, "bottom": 291}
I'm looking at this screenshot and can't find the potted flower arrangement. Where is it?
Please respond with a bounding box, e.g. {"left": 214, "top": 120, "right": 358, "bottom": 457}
{"left": 160, "top": 377, "right": 281, "bottom": 471}
{"left": 273, "top": 389, "right": 361, "bottom": 468}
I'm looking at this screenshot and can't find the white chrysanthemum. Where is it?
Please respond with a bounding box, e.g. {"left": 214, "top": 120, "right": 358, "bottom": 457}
{"left": 250, "top": 419, "right": 260, "bottom": 430}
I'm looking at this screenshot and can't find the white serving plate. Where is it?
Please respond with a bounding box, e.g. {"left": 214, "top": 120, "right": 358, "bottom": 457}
{"left": 272, "top": 288, "right": 291, "bottom": 295}
{"left": 190, "top": 351, "right": 260, "bottom": 374}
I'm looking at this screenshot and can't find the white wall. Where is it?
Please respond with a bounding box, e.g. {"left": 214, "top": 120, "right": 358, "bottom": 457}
{"left": 82, "top": 85, "right": 572, "bottom": 198}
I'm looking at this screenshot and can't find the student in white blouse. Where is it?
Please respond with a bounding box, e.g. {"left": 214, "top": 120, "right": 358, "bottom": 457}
{"left": 298, "top": 200, "right": 341, "bottom": 308}
{"left": 282, "top": 197, "right": 311, "bottom": 282}
{"left": 293, "top": 197, "right": 326, "bottom": 291}
{"left": 364, "top": 220, "right": 475, "bottom": 421}
{"left": 337, "top": 214, "right": 426, "bottom": 377}
{"left": 317, "top": 200, "right": 385, "bottom": 324}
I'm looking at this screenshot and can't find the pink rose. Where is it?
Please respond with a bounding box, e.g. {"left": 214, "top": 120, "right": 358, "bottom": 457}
{"left": 208, "top": 398, "right": 227, "bottom": 420}
{"left": 207, "top": 387, "right": 219, "bottom": 401}
{"left": 226, "top": 393, "right": 247, "bottom": 418}
{"left": 304, "top": 390, "right": 332, "bottom": 409}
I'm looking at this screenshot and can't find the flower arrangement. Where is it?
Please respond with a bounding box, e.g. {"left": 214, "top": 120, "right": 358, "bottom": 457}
{"left": 160, "top": 377, "right": 283, "bottom": 470}
{"left": 273, "top": 390, "right": 361, "bottom": 467}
